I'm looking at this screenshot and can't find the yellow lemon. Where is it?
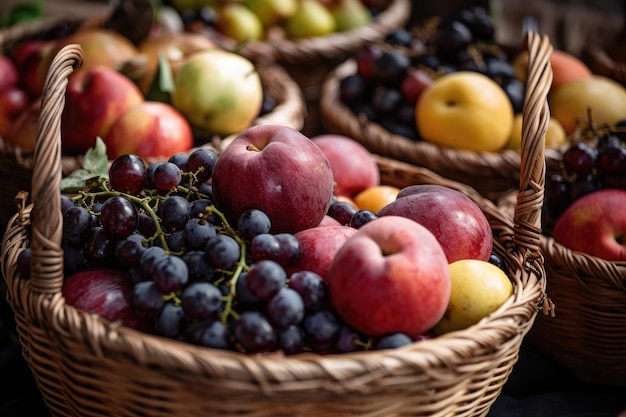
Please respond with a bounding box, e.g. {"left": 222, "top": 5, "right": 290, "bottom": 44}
{"left": 433, "top": 259, "right": 513, "bottom": 334}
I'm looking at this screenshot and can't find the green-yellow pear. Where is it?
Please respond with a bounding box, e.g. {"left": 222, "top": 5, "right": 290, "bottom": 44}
{"left": 284, "top": 0, "right": 336, "bottom": 39}
{"left": 244, "top": 0, "right": 298, "bottom": 27}
{"left": 327, "top": 0, "right": 372, "bottom": 32}
{"left": 216, "top": 3, "right": 264, "bottom": 43}
{"left": 171, "top": 49, "right": 263, "bottom": 137}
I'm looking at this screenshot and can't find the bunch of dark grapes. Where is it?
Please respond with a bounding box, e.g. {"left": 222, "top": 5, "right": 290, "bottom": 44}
{"left": 543, "top": 122, "right": 626, "bottom": 235}
{"left": 338, "top": 6, "right": 522, "bottom": 141}
{"left": 56, "top": 148, "right": 416, "bottom": 355}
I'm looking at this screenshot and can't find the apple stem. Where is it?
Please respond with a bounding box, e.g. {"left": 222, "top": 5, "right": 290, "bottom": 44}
{"left": 246, "top": 144, "right": 262, "bottom": 152}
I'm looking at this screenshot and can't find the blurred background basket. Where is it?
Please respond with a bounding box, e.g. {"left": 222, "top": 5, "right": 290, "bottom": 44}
{"left": 0, "top": 12, "right": 305, "bottom": 237}
{"left": 528, "top": 233, "right": 626, "bottom": 387}
{"left": 238, "top": 0, "right": 411, "bottom": 137}
{"left": 0, "top": 31, "right": 551, "bottom": 417}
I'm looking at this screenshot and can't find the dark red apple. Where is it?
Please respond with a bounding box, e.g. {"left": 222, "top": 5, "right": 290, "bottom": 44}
{"left": 0, "top": 53, "right": 19, "bottom": 93}
{"left": 62, "top": 268, "right": 140, "bottom": 329}
{"left": 286, "top": 225, "right": 357, "bottom": 281}
{"left": 378, "top": 184, "right": 493, "bottom": 263}
{"left": 401, "top": 68, "right": 434, "bottom": 104}
{"left": 311, "top": 134, "right": 380, "bottom": 198}
{"left": 211, "top": 125, "right": 335, "bottom": 234}
{"left": 0, "top": 87, "right": 30, "bottom": 138}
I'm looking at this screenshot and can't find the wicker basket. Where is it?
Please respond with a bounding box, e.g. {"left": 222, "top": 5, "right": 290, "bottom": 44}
{"left": 319, "top": 47, "right": 528, "bottom": 203}
{"left": 237, "top": 0, "right": 411, "bottom": 137}
{"left": 0, "top": 30, "right": 551, "bottom": 417}
{"left": 0, "top": 18, "right": 305, "bottom": 237}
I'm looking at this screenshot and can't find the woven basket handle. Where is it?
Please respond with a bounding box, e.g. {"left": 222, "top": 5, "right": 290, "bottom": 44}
{"left": 514, "top": 32, "right": 553, "bottom": 261}
{"left": 29, "top": 44, "right": 84, "bottom": 295}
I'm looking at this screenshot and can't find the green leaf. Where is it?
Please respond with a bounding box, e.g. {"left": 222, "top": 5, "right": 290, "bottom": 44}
{"left": 60, "top": 137, "right": 109, "bottom": 193}
{"left": 82, "top": 137, "right": 109, "bottom": 176}
{"left": 145, "top": 51, "right": 175, "bottom": 103}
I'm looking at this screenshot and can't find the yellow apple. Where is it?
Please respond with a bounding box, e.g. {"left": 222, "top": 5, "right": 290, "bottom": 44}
{"left": 506, "top": 113, "right": 567, "bottom": 151}
{"left": 216, "top": 3, "right": 265, "bottom": 43}
{"left": 432, "top": 259, "right": 513, "bottom": 334}
{"left": 415, "top": 71, "right": 514, "bottom": 152}
{"left": 171, "top": 49, "right": 263, "bottom": 137}
{"left": 284, "top": 0, "right": 336, "bottom": 39}
{"left": 549, "top": 75, "right": 626, "bottom": 134}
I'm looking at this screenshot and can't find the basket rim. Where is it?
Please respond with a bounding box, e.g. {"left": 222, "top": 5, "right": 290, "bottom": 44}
{"left": 238, "top": 0, "right": 412, "bottom": 64}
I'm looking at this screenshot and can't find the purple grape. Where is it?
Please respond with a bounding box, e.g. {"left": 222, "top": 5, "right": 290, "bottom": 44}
{"left": 181, "top": 250, "right": 215, "bottom": 281}
{"left": 187, "top": 148, "right": 218, "bottom": 183}
{"left": 155, "top": 303, "right": 185, "bottom": 338}
{"left": 277, "top": 325, "right": 305, "bottom": 355}
{"left": 350, "top": 210, "right": 378, "bottom": 228}
{"left": 109, "top": 154, "right": 147, "bottom": 195}
{"left": 100, "top": 196, "right": 138, "bottom": 239}
{"left": 132, "top": 281, "right": 165, "bottom": 317}
{"left": 374, "top": 333, "right": 413, "bottom": 349}
{"left": 266, "top": 288, "right": 305, "bottom": 328}
{"left": 181, "top": 282, "right": 223, "bottom": 321}
{"left": 237, "top": 209, "right": 271, "bottom": 241}
{"left": 114, "top": 233, "right": 146, "bottom": 268}
{"left": 288, "top": 271, "right": 328, "bottom": 312}
{"left": 245, "top": 260, "right": 287, "bottom": 301}
{"left": 62, "top": 205, "right": 93, "bottom": 247}
{"left": 83, "top": 226, "right": 115, "bottom": 263}
{"left": 151, "top": 161, "right": 182, "bottom": 191}
{"left": 186, "top": 320, "right": 231, "bottom": 350}
{"left": 184, "top": 218, "right": 217, "bottom": 249}
{"left": 159, "top": 195, "right": 191, "bottom": 230}
{"left": 234, "top": 311, "right": 276, "bottom": 353}
{"left": 152, "top": 255, "right": 189, "bottom": 293}
{"left": 562, "top": 142, "right": 597, "bottom": 176}
{"left": 303, "top": 310, "right": 341, "bottom": 351}
{"left": 204, "top": 234, "right": 240, "bottom": 270}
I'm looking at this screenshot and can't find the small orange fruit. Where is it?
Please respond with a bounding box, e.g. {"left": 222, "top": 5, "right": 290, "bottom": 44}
{"left": 353, "top": 185, "right": 400, "bottom": 214}
{"left": 513, "top": 49, "right": 592, "bottom": 90}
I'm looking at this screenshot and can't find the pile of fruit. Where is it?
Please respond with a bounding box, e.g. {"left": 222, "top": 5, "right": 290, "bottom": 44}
{"left": 17, "top": 125, "right": 514, "bottom": 355}
{"left": 167, "top": 0, "right": 375, "bottom": 43}
{"left": 0, "top": 16, "right": 277, "bottom": 159}
{"left": 336, "top": 6, "right": 573, "bottom": 153}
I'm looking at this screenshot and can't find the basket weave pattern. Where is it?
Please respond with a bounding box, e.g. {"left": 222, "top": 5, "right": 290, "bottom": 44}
{"left": 1, "top": 31, "right": 552, "bottom": 417}
{"left": 530, "top": 235, "right": 626, "bottom": 386}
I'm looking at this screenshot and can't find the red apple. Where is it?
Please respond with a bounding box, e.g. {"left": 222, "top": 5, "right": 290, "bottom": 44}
{"left": 104, "top": 101, "right": 194, "bottom": 159}
{"left": 552, "top": 189, "right": 626, "bottom": 261}
{"left": 0, "top": 53, "right": 19, "bottom": 93}
{"left": 378, "top": 184, "right": 493, "bottom": 263}
{"left": 328, "top": 215, "right": 451, "bottom": 337}
{"left": 19, "top": 40, "right": 58, "bottom": 98}
{"left": 317, "top": 215, "right": 342, "bottom": 227}
{"left": 0, "top": 87, "right": 30, "bottom": 138}
{"left": 286, "top": 225, "right": 357, "bottom": 280}
{"left": 61, "top": 66, "right": 144, "bottom": 155}
{"left": 311, "top": 134, "right": 380, "bottom": 198}
{"left": 62, "top": 268, "right": 140, "bottom": 329}
{"left": 211, "top": 125, "right": 335, "bottom": 234}
{"left": 401, "top": 68, "right": 434, "bottom": 104}
{"left": 5, "top": 97, "right": 41, "bottom": 153}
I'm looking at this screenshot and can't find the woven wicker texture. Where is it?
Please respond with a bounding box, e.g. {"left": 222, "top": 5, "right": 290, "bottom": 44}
{"left": 0, "top": 18, "right": 305, "bottom": 236}
{"left": 1, "top": 31, "right": 552, "bottom": 417}
{"left": 527, "top": 214, "right": 626, "bottom": 386}
{"left": 238, "top": 0, "right": 411, "bottom": 136}
{"left": 319, "top": 48, "right": 527, "bottom": 203}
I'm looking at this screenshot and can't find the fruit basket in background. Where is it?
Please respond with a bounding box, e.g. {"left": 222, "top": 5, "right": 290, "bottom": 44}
{"left": 0, "top": 11, "right": 305, "bottom": 236}
{"left": 496, "top": 132, "right": 626, "bottom": 388}
{"left": 318, "top": 7, "right": 534, "bottom": 202}
{"left": 236, "top": 0, "right": 411, "bottom": 136}
{"left": 0, "top": 31, "right": 550, "bottom": 417}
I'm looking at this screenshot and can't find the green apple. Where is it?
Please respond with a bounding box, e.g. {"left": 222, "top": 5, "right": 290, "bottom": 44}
{"left": 171, "top": 49, "right": 263, "bottom": 137}
{"left": 243, "top": 0, "right": 298, "bottom": 27}
{"left": 326, "top": 0, "right": 372, "bottom": 32}
{"left": 284, "top": 0, "right": 336, "bottom": 39}
{"left": 216, "top": 3, "right": 264, "bottom": 43}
